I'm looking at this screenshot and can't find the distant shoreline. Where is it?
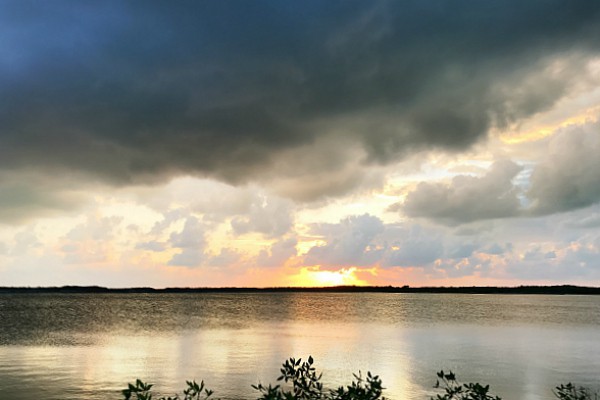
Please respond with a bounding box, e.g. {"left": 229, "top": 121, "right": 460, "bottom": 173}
{"left": 1, "top": 284, "right": 599, "bottom": 295}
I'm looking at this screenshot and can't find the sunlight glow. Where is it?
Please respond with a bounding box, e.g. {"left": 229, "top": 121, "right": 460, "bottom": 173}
{"left": 290, "top": 267, "right": 367, "bottom": 287}
{"left": 499, "top": 105, "right": 600, "bottom": 144}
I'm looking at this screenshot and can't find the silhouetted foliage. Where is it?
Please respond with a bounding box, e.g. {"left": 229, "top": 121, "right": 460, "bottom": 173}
{"left": 122, "top": 379, "right": 213, "bottom": 400}
{"left": 253, "top": 356, "right": 384, "bottom": 400}
{"left": 121, "top": 356, "right": 597, "bottom": 400}
{"left": 554, "top": 383, "right": 598, "bottom": 400}
{"left": 430, "top": 370, "right": 501, "bottom": 400}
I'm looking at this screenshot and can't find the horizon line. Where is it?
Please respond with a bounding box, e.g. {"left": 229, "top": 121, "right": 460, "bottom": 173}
{"left": 1, "top": 284, "right": 599, "bottom": 295}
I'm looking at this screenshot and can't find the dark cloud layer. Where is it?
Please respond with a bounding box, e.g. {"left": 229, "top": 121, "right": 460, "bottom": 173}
{"left": 0, "top": 172, "right": 86, "bottom": 224}
{"left": 2, "top": 1, "right": 600, "bottom": 196}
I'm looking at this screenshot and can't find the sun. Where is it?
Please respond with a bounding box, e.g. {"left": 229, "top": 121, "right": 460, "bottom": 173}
{"left": 290, "top": 267, "right": 366, "bottom": 287}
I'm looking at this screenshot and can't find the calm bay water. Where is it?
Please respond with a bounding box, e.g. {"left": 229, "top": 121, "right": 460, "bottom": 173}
{"left": 0, "top": 292, "right": 599, "bottom": 399}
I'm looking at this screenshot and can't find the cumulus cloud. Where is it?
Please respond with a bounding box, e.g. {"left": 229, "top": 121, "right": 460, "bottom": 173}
{"left": 482, "top": 242, "right": 511, "bottom": 255}
{"left": 204, "top": 248, "right": 241, "bottom": 269}
{"left": 231, "top": 194, "right": 293, "bottom": 237}
{"left": 135, "top": 241, "right": 165, "bottom": 252}
{"left": 59, "top": 215, "right": 124, "bottom": 265}
{"left": 134, "top": 179, "right": 295, "bottom": 237}
{"left": 506, "top": 241, "right": 600, "bottom": 282}
{"left": 304, "top": 214, "right": 384, "bottom": 269}
{"left": 12, "top": 228, "right": 42, "bottom": 256}
{"left": 528, "top": 124, "right": 600, "bottom": 215}
{"left": 138, "top": 179, "right": 256, "bottom": 222}
{"left": 1, "top": 1, "right": 599, "bottom": 208}
{"left": 256, "top": 238, "right": 298, "bottom": 268}
{"left": 168, "top": 216, "right": 206, "bottom": 267}
{"left": 383, "top": 225, "right": 444, "bottom": 267}
{"left": 447, "top": 243, "right": 479, "bottom": 259}
{"left": 66, "top": 215, "right": 124, "bottom": 242}
{"left": 155, "top": 215, "right": 245, "bottom": 268}
{"left": 397, "top": 122, "right": 600, "bottom": 226}
{"left": 302, "top": 216, "right": 523, "bottom": 274}
{"left": 401, "top": 160, "right": 523, "bottom": 225}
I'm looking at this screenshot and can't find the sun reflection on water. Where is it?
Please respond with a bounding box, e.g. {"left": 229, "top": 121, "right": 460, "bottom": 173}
{"left": 2, "top": 294, "right": 600, "bottom": 399}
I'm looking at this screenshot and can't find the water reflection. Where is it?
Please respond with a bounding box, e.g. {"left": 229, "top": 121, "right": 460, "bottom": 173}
{"left": 1, "top": 293, "right": 600, "bottom": 399}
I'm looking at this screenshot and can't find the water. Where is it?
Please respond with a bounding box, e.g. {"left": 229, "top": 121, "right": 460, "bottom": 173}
{"left": 0, "top": 292, "right": 599, "bottom": 399}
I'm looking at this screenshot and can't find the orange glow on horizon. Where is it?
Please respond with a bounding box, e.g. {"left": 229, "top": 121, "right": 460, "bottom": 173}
{"left": 288, "top": 267, "right": 368, "bottom": 287}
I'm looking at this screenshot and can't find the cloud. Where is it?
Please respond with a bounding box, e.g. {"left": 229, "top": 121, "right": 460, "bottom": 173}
{"left": 135, "top": 241, "right": 165, "bottom": 252}
{"left": 506, "top": 241, "right": 600, "bottom": 282}
{"left": 256, "top": 238, "right": 298, "bottom": 268}
{"left": 482, "top": 242, "right": 511, "bottom": 256}
{"left": 393, "top": 122, "right": 600, "bottom": 225}
{"left": 11, "top": 228, "right": 41, "bottom": 256}
{"left": 138, "top": 179, "right": 256, "bottom": 222}
{"left": 159, "top": 215, "right": 246, "bottom": 268}
{"left": 168, "top": 217, "right": 206, "bottom": 267}
{"left": 264, "top": 138, "right": 386, "bottom": 202}
{"left": 1, "top": 1, "right": 599, "bottom": 206}
{"left": 168, "top": 217, "right": 204, "bottom": 249}
{"left": 58, "top": 215, "right": 124, "bottom": 265}
{"left": 65, "top": 215, "right": 124, "bottom": 242}
{"left": 206, "top": 248, "right": 242, "bottom": 268}
{"left": 401, "top": 160, "right": 523, "bottom": 225}
{"left": 447, "top": 243, "right": 478, "bottom": 259}
{"left": 528, "top": 124, "right": 600, "bottom": 215}
{"left": 0, "top": 172, "right": 87, "bottom": 224}
{"left": 383, "top": 225, "right": 444, "bottom": 267}
{"left": 565, "top": 212, "right": 600, "bottom": 229}
{"left": 304, "top": 214, "right": 384, "bottom": 269}
{"left": 133, "top": 179, "right": 296, "bottom": 236}
{"left": 230, "top": 194, "right": 294, "bottom": 238}
{"left": 168, "top": 248, "right": 202, "bottom": 268}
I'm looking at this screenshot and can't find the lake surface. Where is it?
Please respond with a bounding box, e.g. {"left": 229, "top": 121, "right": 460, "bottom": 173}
{"left": 0, "top": 292, "right": 599, "bottom": 399}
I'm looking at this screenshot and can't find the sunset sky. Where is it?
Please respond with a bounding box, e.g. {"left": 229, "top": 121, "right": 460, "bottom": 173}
{"left": 2, "top": 1, "right": 600, "bottom": 288}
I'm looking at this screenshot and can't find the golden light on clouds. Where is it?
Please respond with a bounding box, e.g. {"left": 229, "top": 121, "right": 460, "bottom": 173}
{"left": 500, "top": 105, "right": 600, "bottom": 144}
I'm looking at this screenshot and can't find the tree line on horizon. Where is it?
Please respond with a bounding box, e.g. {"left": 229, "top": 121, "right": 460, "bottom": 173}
{"left": 1, "top": 284, "right": 600, "bottom": 295}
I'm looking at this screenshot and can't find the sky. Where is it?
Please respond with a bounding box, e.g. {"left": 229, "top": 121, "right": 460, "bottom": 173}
{"left": 1, "top": 1, "right": 600, "bottom": 288}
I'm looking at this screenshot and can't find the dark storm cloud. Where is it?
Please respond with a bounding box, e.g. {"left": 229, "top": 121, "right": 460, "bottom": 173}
{"left": 2, "top": 1, "right": 600, "bottom": 190}
{"left": 0, "top": 173, "right": 85, "bottom": 224}
{"left": 0, "top": 183, "right": 74, "bottom": 223}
